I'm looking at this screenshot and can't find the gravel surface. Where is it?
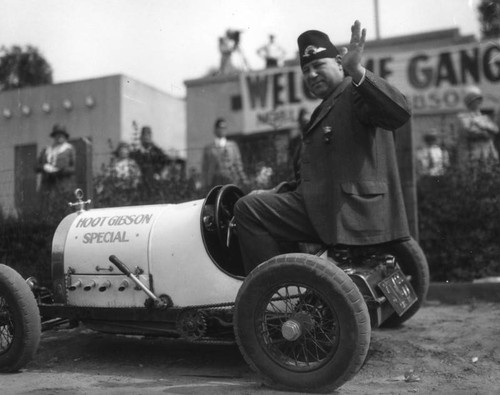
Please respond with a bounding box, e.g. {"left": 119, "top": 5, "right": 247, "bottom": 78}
{"left": 2, "top": 301, "right": 500, "bottom": 394}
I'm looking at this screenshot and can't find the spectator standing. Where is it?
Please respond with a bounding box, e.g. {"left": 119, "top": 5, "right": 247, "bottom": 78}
{"left": 219, "top": 29, "right": 249, "bottom": 74}
{"left": 36, "top": 124, "right": 76, "bottom": 201}
{"left": 257, "top": 34, "right": 286, "bottom": 68}
{"left": 456, "top": 86, "right": 499, "bottom": 163}
{"left": 109, "top": 142, "right": 142, "bottom": 188}
{"left": 130, "top": 126, "right": 169, "bottom": 190}
{"left": 234, "top": 21, "right": 412, "bottom": 274}
{"left": 416, "top": 129, "right": 450, "bottom": 177}
{"left": 219, "top": 35, "right": 236, "bottom": 74}
{"left": 201, "top": 117, "right": 249, "bottom": 191}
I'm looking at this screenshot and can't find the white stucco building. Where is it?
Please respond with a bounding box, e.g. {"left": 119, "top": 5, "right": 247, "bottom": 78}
{"left": 0, "top": 74, "right": 185, "bottom": 215}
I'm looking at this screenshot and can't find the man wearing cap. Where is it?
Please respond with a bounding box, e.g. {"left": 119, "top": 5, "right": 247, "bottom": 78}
{"left": 130, "top": 126, "right": 170, "bottom": 192}
{"left": 234, "top": 20, "right": 412, "bottom": 274}
{"left": 36, "top": 124, "right": 76, "bottom": 195}
{"left": 456, "top": 86, "right": 499, "bottom": 163}
{"left": 416, "top": 129, "right": 449, "bottom": 177}
{"left": 201, "top": 117, "right": 249, "bottom": 192}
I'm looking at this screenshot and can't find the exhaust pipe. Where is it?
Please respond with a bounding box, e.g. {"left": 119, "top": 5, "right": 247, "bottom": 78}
{"left": 98, "top": 280, "right": 112, "bottom": 292}
{"left": 118, "top": 279, "right": 130, "bottom": 291}
{"left": 68, "top": 279, "right": 83, "bottom": 291}
{"left": 83, "top": 280, "right": 96, "bottom": 291}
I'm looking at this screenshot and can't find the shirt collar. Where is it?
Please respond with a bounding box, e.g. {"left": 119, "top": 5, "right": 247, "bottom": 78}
{"left": 215, "top": 137, "right": 227, "bottom": 148}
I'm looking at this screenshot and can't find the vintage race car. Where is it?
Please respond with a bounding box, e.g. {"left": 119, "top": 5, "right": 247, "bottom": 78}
{"left": 0, "top": 185, "right": 429, "bottom": 392}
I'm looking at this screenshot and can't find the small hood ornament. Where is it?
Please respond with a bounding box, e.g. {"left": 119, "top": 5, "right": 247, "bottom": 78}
{"left": 68, "top": 189, "right": 91, "bottom": 214}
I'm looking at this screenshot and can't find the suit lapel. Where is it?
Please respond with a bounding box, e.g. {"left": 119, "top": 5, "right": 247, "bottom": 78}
{"left": 305, "top": 78, "right": 351, "bottom": 136}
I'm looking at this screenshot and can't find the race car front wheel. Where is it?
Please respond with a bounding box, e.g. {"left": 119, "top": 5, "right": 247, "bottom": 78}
{"left": 234, "top": 254, "right": 371, "bottom": 392}
{"left": 0, "top": 264, "right": 41, "bottom": 372}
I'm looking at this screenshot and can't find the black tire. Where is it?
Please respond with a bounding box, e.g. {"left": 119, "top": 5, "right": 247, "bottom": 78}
{"left": 234, "top": 254, "right": 371, "bottom": 392}
{"left": 0, "top": 264, "right": 41, "bottom": 372}
{"left": 378, "top": 238, "right": 430, "bottom": 328}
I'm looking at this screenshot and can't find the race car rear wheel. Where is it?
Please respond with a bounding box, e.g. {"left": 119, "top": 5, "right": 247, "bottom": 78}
{"left": 234, "top": 254, "right": 371, "bottom": 392}
{"left": 378, "top": 238, "right": 430, "bottom": 327}
{"left": 0, "top": 264, "right": 41, "bottom": 372}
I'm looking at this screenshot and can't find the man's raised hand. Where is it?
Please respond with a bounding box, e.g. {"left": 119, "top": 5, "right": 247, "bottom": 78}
{"left": 341, "top": 20, "right": 367, "bottom": 82}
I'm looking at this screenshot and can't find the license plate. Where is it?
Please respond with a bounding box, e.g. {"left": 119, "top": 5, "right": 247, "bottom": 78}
{"left": 378, "top": 269, "right": 417, "bottom": 316}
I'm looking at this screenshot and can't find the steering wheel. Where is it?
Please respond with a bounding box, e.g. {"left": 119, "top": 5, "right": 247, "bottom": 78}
{"left": 214, "top": 184, "right": 244, "bottom": 250}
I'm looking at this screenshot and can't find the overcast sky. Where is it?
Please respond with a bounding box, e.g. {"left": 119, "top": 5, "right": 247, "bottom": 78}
{"left": 0, "top": 0, "right": 481, "bottom": 97}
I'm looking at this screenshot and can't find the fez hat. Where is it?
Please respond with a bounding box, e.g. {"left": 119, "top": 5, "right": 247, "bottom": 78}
{"left": 50, "top": 123, "right": 69, "bottom": 138}
{"left": 463, "top": 86, "right": 483, "bottom": 106}
{"left": 297, "top": 30, "right": 339, "bottom": 68}
{"left": 141, "top": 126, "right": 152, "bottom": 136}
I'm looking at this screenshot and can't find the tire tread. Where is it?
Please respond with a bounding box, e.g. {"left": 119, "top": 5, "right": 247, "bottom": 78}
{"left": 0, "top": 264, "right": 41, "bottom": 372}
{"left": 234, "top": 254, "right": 371, "bottom": 392}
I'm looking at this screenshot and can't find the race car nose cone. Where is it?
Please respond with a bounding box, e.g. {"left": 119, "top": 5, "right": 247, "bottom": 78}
{"left": 281, "top": 320, "right": 302, "bottom": 341}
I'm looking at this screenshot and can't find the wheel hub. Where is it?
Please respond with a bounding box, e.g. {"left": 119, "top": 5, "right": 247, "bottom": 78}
{"left": 281, "top": 312, "right": 314, "bottom": 341}
{"left": 281, "top": 320, "right": 302, "bottom": 341}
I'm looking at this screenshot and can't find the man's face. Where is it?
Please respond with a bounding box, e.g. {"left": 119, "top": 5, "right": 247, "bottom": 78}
{"left": 141, "top": 131, "right": 152, "bottom": 145}
{"left": 467, "top": 97, "right": 482, "bottom": 112}
{"left": 302, "top": 57, "right": 344, "bottom": 99}
{"left": 53, "top": 133, "right": 67, "bottom": 145}
{"left": 214, "top": 123, "right": 227, "bottom": 138}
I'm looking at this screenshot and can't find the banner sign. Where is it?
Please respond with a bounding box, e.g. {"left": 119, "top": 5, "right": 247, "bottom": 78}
{"left": 240, "top": 66, "right": 319, "bottom": 133}
{"left": 239, "top": 40, "right": 500, "bottom": 133}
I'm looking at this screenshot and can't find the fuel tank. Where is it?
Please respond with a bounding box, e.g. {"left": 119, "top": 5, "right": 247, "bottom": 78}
{"left": 52, "top": 199, "right": 243, "bottom": 308}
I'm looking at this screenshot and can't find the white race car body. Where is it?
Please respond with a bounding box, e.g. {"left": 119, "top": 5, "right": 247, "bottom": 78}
{"left": 57, "top": 199, "right": 242, "bottom": 308}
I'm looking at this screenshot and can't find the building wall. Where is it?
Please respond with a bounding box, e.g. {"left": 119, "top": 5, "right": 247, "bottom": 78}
{"left": 185, "top": 75, "right": 240, "bottom": 171}
{"left": 0, "top": 76, "right": 121, "bottom": 214}
{"left": 0, "top": 75, "right": 185, "bottom": 215}
{"left": 120, "top": 76, "right": 186, "bottom": 159}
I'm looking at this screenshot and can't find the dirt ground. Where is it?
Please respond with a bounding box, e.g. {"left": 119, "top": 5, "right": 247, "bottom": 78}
{"left": 2, "top": 301, "right": 500, "bottom": 395}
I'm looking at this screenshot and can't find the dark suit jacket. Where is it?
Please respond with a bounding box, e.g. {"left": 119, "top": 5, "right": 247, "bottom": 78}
{"left": 202, "top": 140, "right": 248, "bottom": 190}
{"left": 299, "top": 70, "right": 411, "bottom": 246}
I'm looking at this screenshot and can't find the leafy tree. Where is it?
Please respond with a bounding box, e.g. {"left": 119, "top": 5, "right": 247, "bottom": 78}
{"left": 0, "top": 45, "right": 53, "bottom": 91}
{"left": 478, "top": 0, "right": 500, "bottom": 39}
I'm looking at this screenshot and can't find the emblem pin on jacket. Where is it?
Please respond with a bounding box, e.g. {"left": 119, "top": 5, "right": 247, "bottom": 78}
{"left": 323, "top": 126, "right": 333, "bottom": 143}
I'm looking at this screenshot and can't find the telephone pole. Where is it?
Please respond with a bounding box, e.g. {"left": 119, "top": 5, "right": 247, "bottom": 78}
{"left": 374, "top": 0, "right": 381, "bottom": 40}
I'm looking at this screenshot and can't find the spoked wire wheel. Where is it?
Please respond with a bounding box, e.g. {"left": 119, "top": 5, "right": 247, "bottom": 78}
{"left": 234, "top": 254, "right": 370, "bottom": 392}
{"left": 0, "top": 264, "right": 41, "bottom": 372}
{"left": 0, "top": 295, "right": 15, "bottom": 355}
{"left": 258, "top": 284, "right": 340, "bottom": 371}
